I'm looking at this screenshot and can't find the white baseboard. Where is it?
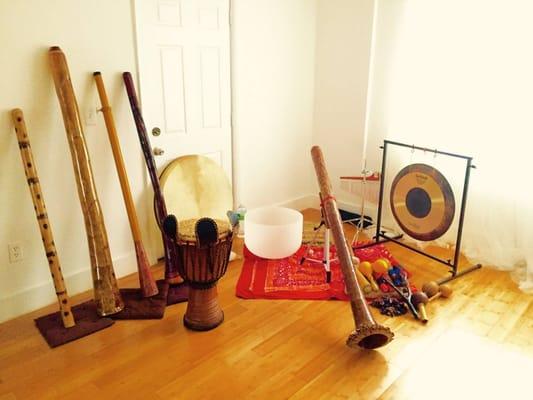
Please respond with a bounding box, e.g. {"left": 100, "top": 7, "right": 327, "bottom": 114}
{"left": 337, "top": 199, "right": 378, "bottom": 222}
{"left": 273, "top": 194, "right": 378, "bottom": 223}
{"left": 273, "top": 194, "right": 319, "bottom": 210}
{"left": 0, "top": 253, "right": 137, "bottom": 324}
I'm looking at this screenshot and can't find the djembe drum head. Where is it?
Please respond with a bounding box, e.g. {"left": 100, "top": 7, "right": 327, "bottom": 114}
{"left": 178, "top": 218, "right": 231, "bottom": 242}
{"left": 390, "top": 163, "right": 455, "bottom": 241}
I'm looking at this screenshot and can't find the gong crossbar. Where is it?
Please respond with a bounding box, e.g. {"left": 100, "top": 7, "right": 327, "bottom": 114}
{"left": 383, "top": 140, "right": 474, "bottom": 161}
{"left": 361, "top": 140, "right": 481, "bottom": 284}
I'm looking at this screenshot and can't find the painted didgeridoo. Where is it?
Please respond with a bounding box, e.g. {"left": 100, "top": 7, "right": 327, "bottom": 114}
{"left": 93, "top": 72, "right": 158, "bottom": 297}
{"left": 49, "top": 46, "right": 124, "bottom": 316}
{"left": 122, "top": 71, "right": 181, "bottom": 283}
{"left": 11, "top": 108, "right": 76, "bottom": 328}
{"left": 311, "top": 145, "right": 394, "bottom": 349}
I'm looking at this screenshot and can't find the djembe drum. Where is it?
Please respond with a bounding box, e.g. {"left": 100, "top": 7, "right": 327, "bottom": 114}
{"left": 164, "top": 216, "right": 234, "bottom": 331}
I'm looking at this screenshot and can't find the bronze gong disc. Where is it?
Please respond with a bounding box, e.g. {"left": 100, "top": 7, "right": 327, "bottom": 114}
{"left": 390, "top": 163, "right": 455, "bottom": 241}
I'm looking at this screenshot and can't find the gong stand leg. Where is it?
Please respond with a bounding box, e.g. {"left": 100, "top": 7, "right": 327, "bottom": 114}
{"left": 324, "top": 228, "right": 332, "bottom": 283}
{"left": 374, "top": 141, "right": 388, "bottom": 244}
{"left": 439, "top": 156, "right": 482, "bottom": 283}
{"left": 183, "top": 285, "right": 224, "bottom": 331}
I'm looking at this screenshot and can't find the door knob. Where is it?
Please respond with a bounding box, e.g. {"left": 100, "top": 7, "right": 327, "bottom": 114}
{"left": 152, "top": 127, "right": 161, "bottom": 136}
{"left": 153, "top": 147, "right": 164, "bottom": 156}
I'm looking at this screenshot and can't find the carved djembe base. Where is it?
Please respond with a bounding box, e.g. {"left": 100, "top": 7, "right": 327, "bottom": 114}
{"left": 183, "top": 285, "right": 224, "bottom": 331}
{"left": 167, "top": 217, "right": 233, "bottom": 331}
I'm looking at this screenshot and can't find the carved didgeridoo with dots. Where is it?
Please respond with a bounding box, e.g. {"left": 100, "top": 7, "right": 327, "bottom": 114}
{"left": 311, "top": 146, "right": 394, "bottom": 349}
{"left": 11, "top": 109, "right": 76, "bottom": 328}
{"left": 49, "top": 46, "right": 124, "bottom": 316}
{"left": 122, "top": 71, "right": 181, "bottom": 284}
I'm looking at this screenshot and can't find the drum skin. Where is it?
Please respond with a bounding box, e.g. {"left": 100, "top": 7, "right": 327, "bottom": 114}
{"left": 159, "top": 155, "right": 233, "bottom": 222}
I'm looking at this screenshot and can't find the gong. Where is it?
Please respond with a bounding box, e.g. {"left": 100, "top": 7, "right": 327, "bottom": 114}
{"left": 390, "top": 163, "right": 455, "bottom": 241}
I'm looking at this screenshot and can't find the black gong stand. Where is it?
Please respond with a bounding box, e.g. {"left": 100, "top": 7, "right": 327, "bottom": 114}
{"left": 358, "top": 140, "right": 481, "bottom": 284}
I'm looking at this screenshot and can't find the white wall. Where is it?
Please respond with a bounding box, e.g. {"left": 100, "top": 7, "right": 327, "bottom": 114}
{"left": 0, "top": 0, "right": 145, "bottom": 322}
{"left": 312, "top": 0, "right": 375, "bottom": 211}
{"left": 0, "top": 0, "right": 371, "bottom": 322}
{"left": 231, "top": 0, "right": 318, "bottom": 210}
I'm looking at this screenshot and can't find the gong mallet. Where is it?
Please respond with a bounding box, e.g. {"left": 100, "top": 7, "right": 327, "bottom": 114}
{"left": 422, "top": 281, "right": 453, "bottom": 301}
{"left": 311, "top": 146, "right": 393, "bottom": 349}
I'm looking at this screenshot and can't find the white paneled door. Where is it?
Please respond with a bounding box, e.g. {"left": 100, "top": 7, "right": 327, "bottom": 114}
{"left": 134, "top": 0, "right": 232, "bottom": 180}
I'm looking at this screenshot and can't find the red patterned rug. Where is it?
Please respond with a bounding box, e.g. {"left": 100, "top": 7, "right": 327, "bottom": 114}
{"left": 236, "top": 243, "right": 401, "bottom": 301}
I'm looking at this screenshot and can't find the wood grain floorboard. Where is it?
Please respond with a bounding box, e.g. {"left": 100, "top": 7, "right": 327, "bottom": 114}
{"left": 0, "top": 209, "right": 531, "bottom": 399}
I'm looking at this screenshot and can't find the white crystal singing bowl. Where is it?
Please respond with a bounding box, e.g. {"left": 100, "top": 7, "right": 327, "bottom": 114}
{"left": 244, "top": 207, "right": 303, "bottom": 259}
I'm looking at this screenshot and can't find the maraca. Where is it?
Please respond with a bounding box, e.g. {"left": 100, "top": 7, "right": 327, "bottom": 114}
{"left": 374, "top": 273, "right": 391, "bottom": 293}
{"left": 388, "top": 265, "right": 404, "bottom": 286}
{"left": 372, "top": 258, "right": 390, "bottom": 275}
{"left": 351, "top": 256, "right": 372, "bottom": 294}
{"left": 411, "top": 292, "right": 429, "bottom": 323}
{"left": 358, "top": 261, "right": 379, "bottom": 292}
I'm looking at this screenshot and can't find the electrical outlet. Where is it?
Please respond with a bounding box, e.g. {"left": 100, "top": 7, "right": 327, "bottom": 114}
{"left": 86, "top": 106, "right": 98, "bottom": 126}
{"left": 8, "top": 242, "right": 24, "bottom": 263}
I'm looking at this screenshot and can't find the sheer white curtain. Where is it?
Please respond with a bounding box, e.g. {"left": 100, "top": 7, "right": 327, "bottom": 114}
{"left": 366, "top": 0, "right": 533, "bottom": 292}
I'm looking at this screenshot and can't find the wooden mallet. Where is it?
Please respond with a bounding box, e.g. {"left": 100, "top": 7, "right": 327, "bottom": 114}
{"left": 422, "top": 281, "right": 453, "bottom": 302}
{"left": 411, "top": 292, "right": 429, "bottom": 323}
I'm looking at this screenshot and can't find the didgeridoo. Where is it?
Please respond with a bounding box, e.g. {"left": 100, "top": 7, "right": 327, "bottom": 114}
{"left": 93, "top": 72, "right": 158, "bottom": 298}
{"left": 11, "top": 109, "right": 76, "bottom": 328}
{"left": 122, "top": 71, "right": 181, "bottom": 283}
{"left": 311, "top": 145, "right": 393, "bottom": 349}
{"left": 49, "top": 46, "right": 124, "bottom": 316}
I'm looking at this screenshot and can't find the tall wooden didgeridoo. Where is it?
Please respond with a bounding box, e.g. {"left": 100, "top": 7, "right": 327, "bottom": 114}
{"left": 311, "top": 146, "right": 394, "bottom": 349}
{"left": 93, "top": 72, "right": 158, "bottom": 298}
{"left": 122, "top": 71, "right": 182, "bottom": 284}
{"left": 11, "top": 109, "right": 76, "bottom": 328}
{"left": 49, "top": 46, "right": 124, "bottom": 316}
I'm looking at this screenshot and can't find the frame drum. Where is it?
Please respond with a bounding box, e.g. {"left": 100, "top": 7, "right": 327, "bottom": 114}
{"left": 159, "top": 155, "right": 233, "bottom": 222}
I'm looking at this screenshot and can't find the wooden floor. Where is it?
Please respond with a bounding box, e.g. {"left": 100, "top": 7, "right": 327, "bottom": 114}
{"left": 1, "top": 209, "right": 532, "bottom": 399}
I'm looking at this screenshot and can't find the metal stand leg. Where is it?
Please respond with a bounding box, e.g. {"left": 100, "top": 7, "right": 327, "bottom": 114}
{"left": 324, "top": 229, "right": 331, "bottom": 283}
{"left": 300, "top": 222, "right": 337, "bottom": 283}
